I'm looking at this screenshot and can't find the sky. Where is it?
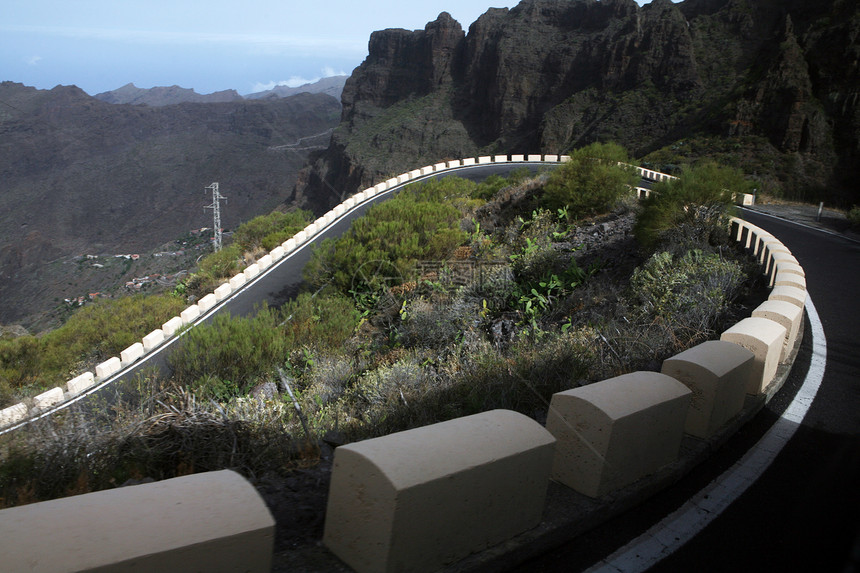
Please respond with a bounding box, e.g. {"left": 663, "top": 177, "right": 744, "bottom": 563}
{"left": 2, "top": 0, "right": 655, "bottom": 97}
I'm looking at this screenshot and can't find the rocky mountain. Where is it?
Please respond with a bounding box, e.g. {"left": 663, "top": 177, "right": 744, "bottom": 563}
{"left": 0, "top": 82, "right": 341, "bottom": 329}
{"left": 292, "top": 0, "right": 859, "bottom": 213}
{"left": 245, "top": 76, "right": 349, "bottom": 101}
{"left": 94, "top": 83, "right": 244, "bottom": 106}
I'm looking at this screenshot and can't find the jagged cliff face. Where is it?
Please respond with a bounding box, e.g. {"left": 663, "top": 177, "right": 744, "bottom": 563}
{"left": 294, "top": 0, "right": 859, "bottom": 212}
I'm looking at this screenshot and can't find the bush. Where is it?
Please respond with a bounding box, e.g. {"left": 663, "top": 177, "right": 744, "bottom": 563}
{"left": 541, "top": 142, "right": 639, "bottom": 218}
{"left": 848, "top": 206, "right": 860, "bottom": 229}
{"left": 0, "top": 295, "right": 185, "bottom": 399}
{"left": 232, "top": 209, "right": 314, "bottom": 252}
{"left": 305, "top": 179, "right": 469, "bottom": 294}
{"left": 635, "top": 161, "right": 747, "bottom": 250}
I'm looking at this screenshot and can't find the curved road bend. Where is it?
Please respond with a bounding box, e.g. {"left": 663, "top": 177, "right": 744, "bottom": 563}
{"left": 17, "top": 163, "right": 553, "bottom": 419}
{"left": 514, "top": 210, "right": 860, "bottom": 572}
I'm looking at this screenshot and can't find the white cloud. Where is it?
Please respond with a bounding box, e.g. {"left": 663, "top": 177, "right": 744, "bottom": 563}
{"left": 25, "top": 55, "right": 42, "bottom": 65}
{"left": 251, "top": 67, "right": 347, "bottom": 93}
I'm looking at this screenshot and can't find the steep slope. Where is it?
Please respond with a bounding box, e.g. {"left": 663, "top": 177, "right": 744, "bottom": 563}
{"left": 292, "top": 0, "right": 859, "bottom": 213}
{"left": 0, "top": 83, "right": 341, "bottom": 328}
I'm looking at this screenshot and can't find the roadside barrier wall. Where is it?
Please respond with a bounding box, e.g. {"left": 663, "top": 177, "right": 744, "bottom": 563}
{"left": 0, "top": 470, "right": 275, "bottom": 573}
{"left": 0, "top": 159, "right": 806, "bottom": 572}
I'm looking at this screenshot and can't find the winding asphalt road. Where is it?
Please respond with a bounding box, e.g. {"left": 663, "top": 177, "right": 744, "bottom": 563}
{"left": 9, "top": 165, "right": 857, "bottom": 573}
{"left": 513, "top": 209, "right": 860, "bottom": 572}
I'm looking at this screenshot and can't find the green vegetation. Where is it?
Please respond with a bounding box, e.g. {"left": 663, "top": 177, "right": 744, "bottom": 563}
{"left": 541, "top": 142, "right": 639, "bottom": 217}
{"left": 848, "top": 206, "right": 860, "bottom": 230}
{"left": 635, "top": 161, "right": 747, "bottom": 250}
{"left": 0, "top": 147, "right": 765, "bottom": 510}
{"left": 304, "top": 178, "right": 471, "bottom": 296}
{"left": 0, "top": 295, "right": 185, "bottom": 406}
{"left": 181, "top": 209, "right": 314, "bottom": 298}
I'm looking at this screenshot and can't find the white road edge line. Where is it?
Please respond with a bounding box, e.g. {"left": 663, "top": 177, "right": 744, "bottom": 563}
{"left": 586, "top": 296, "right": 827, "bottom": 573}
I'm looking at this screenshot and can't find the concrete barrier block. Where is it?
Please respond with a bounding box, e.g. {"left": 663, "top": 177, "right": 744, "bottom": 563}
{"left": 121, "top": 342, "right": 145, "bottom": 366}
{"left": 435, "top": 162, "right": 447, "bottom": 171}
{"left": 243, "top": 263, "right": 261, "bottom": 280}
{"left": 384, "top": 177, "right": 397, "bottom": 188}
{"left": 270, "top": 245, "right": 285, "bottom": 261}
{"left": 142, "top": 329, "right": 165, "bottom": 351}
{"left": 735, "top": 193, "right": 755, "bottom": 206}
{"left": 257, "top": 254, "right": 273, "bottom": 270}
{"left": 304, "top": 222, "right": 318, "bottom": 236}
{"left": 462, "top": 157, "right": 476, "bottom": 166}
{"left": 284, "top": 238, "right": 297, "bottom": 251}
{"left": 394, "top": 174, "right": 408, "bottom": 184}
{"left": 323, "top": 211, "right": 335, "bottom": 224}
{"left": 758, "top": 236, "right": 787, "bottom": 265}
{"left": 774, "top": 270, "right": 806, "bottom": 290}
{"left": 67, "top": 372, "right": 96, "bottom": 395}
{"left": 409, "top": 169, "right": 422, "bottom": 178}
{"left": 478, "top": 156, "right": 492, "bottom": 164}
{"left": 661, "top": 341, "right": 754, "bottom": 438}
{"left": 229, "top": 273, "right": 247, "bottom": 290}
{"left": 0, "top": 403, "right": 28, "bottom": 426}
{"left": 355, "top": 191, "right": 369, "bottom": 202}
{"left": 324, "top": 409, "right": 555, "bottom": 573}
{"left": 494, "top": 155, "right": 508, "bottom": 162}
{"left": 33, "top": 387, "right": 65, "bottom": 410}
{"left": 214, "top": 282, "right": 232, "bottom": 302}
{"left": 729, "top": 218, "right": 744, "bottom": 242}
{"left": 198, "top": 293, "right": 218, "bottom": 313}
{"left": 769, "top": 285, "right": 806, "bottom": 308}
{"left": 333, "top": 205, "right": 346, "bottom": 217}
{"left": 752, "top": 300, "right": 803, "bottom": 361}
{"left": 0, "top": 470, "right": 275, "bottom": 573}
{"left": 750, "top": 232, "right": 773, "bottom": 258}
{"left": 767, "top": 252, "right": 801, "bottom": 285}
{"left": 181, "top": 304, "right": 201, "bottom": 324}
{"left": 447, "top": 159, "right": 462, "bottom": 168}
{"left": 375, "top": 182, "right": 389, "bottom": 193}
{"left": 343, "top": 197, "right": 356, "bottom": 209}
{"left": 527, "top": 154, "right": 542, "bottom": 161}
{"left": 418, "top": 166, "right": 433, "bottom": 176}
{"left": 511, "top": 154, "right": 525, "bottom": 162}
{"left": 294, "top": 230, "right": 308, "bottom": 243}
{"left": 721, "top": 317, "right": 787, "bottom": 394}
{"left": 544, "top": 154, "right": 559, "bottom": 162}
{"left": 162, "top": 316, "right": 184, "bottom": 337}
{"left": 560, "top": 155, "right": 571, "bottom": 162}
{"left": 546, "top": 372, "right": 691, "bottom": 498}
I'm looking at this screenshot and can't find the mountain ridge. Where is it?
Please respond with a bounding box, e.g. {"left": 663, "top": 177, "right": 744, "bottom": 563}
{"left": 92, "top": 76, "right": 349, "bottom": 107}
{"left": 0, "top": 82, "right": 341, "bottom": 329}
{"left": 291, "top": 0, "right": 859, "bottom": 213}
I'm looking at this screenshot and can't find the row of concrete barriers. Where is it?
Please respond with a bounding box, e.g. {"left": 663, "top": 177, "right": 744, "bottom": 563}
{"left": 0, "top": 153, "right": 607, "bottom": 431}
{"left": 0, "top": 162, "right": 794, "bottom": 572}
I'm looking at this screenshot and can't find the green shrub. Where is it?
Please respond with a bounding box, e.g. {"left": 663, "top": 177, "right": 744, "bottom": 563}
{"left": 232, "top": 209, "right": 314, "bottom": 252}
{"left": 305, "top": 179, "right": 470, "bottom": 294}
{"left": 169, "top": 305, "right": 289, "bottom": 398}
{"left": 630, "top": 249, "right": 746, "bottom": 343}
{"left": 541, "top": 142, "right": 639, "bottom": 218}
{"left": 635, "top": 161, "right": 747, "bottom": 250}
{"left": 0, "top": 295, "right": 185, "bottom": 398}
{"left": 848, "top": 206, "right": 860, "bottom": 229}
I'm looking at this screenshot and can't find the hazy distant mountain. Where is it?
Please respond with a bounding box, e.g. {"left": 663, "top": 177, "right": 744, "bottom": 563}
{"left": 0, "top": 82, "right": 341, "bottom": 329}
{"left": 245, "top": 76, "right": 349, "bottom": 101}
{"left": 94, "top": 83, "right": 244, "bottom": 106}
{"left": 93, "top": 76, "right": 349, "bottom": 107}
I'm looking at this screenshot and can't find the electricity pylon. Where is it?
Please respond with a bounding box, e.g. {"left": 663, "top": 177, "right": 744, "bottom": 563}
{"left": 204, "top": 182, "right": 226, "bottom": 252}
